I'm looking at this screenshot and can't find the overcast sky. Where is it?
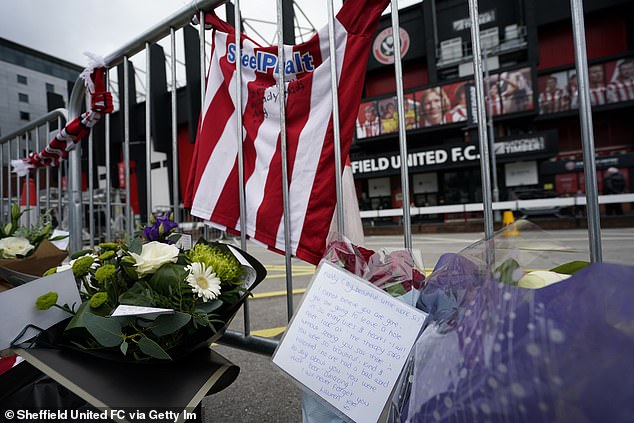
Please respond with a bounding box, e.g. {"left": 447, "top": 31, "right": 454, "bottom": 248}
{"left": 0, "top": 0, "right": 419, "bottom": 67}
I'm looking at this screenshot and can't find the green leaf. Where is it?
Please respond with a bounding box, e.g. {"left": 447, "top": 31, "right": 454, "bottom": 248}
{"left": 70, "top": 249, "right": 93, "bottom": 260}
{"left": 119, "top": 281, "right": 156, "bottom": 307}
{"left": 167, "top": 233, "right": 182, "bottom": 244}
{"left": 138, "top": 335, "right": 172, "bottom": 360}
{"left": 550, "top": 260, "right": 590, "bottom": 275}
{"left": 148, "top": 263, "right": 187, "bottom": 296}
{"left": 120, "top": 256, "right": 140, "bottom": 280}
{"left": 120, "top": 341, "right": 129, "bottom": 356}
{"left": 148, "top": 312, "right": 191, "bottom": 337}
{"left": 128, "top": 238, "right": 143, "bottom": 255}
{"left": 495, "top": 258, "right": 523, "bottom": 286}
{"left": 83, "top": 312, "right": 123, "bottom": 347}
{"left": 385, "top": 283, "right": 407, "bottom": 297}
{"left": 195, "top": 299, "right": 223, "bottom": 314}
{"left": 65, "top": 302, "right": 93, "bottom": 331}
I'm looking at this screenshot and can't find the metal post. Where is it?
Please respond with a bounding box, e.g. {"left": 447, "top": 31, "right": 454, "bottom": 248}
{"left": 199, "top": 11, "right": 209, "bottom": 241}
{"left": 0, "top": 144, "right": 4, "bottom": 220}
{"left": 25, "top": 133, "right": 31, "bottom": 227}
{"left": 45, "top": 128, "right": 51, "bottom": 213}
{"left": 105, "top": 72, "right": 112, "bottom": 241}
{"left": 276, "top": 0, "right": 294, "bottom": 321}
{"left": 67, "top": 78, "right": 86, "bottom": 251}
{"left": 145, "top": 42, "right": 153, "bottom": 224}
{"left": 327, "top": 0, "right": 345, "bottom": 237}
{"left": 88, "top": 113, "right": 95, "bottom": 247}
{"left": 482, "top": 50, "right": 500, "bottom": 222}
{"left": 234, "top": 1, "right": 247, "bottom": 251}
{"left": 233, "top": 0, "right": 252, "bottom": 335}
{"left": 7, "top": 142, "right": 12, "bottom": 208}
{"left": 15, "top": 137, "right": 21, "bottom": 209}
{"left": 199, "top": 11, "right": 206, "bottom": 101}
{"left": 170, "top": 27, "right": 179, "bottom": 223}
{"left": 467, "top": 0, "right": 495, "bottom": 242}
{"left": 123, "top": 56, "right": 133, "bottom": 239}
{"left": 570, "top": 0, "right": 602, "bottom": 262}
{"left": 57, "top": 117, "right": 62, "bottom": 225}
{"left": 390, "top": 0, "right": 413, "bottom": 250}
{"left": 68, "top": 144, "right": 82, "bottom": 250}
{"left": 34, "top": 127, "right": 41, "bottom": 220}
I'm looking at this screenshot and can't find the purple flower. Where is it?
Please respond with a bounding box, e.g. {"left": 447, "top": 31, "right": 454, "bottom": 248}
{"left": 142, "top": 214, "right": 178, "bottom": 243}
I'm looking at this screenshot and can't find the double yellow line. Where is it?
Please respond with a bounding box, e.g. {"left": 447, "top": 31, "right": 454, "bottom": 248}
{"left": 250, "top": 264, "right": 314, "bottom": 299}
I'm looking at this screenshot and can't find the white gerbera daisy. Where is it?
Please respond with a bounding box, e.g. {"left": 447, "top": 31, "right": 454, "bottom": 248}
{"left": 185, "top": 262, "right": 222, "bottom": 302}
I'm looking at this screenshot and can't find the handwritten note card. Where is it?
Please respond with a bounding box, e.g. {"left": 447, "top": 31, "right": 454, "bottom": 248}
{"left": 272, "top": 262, "right": 426, "bottom": 423}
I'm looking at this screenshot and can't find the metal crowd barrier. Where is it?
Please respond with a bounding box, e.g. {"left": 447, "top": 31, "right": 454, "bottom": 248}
{"left": 3, "top": 0, "right": 605, "bottom": 355}
{"left": 0, "top": 109, "right": 69, "bottom": 228}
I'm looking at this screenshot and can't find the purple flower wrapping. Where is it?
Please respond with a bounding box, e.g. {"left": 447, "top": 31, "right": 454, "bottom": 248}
{"left": 405, "top": 255, "right": 634, "bottom": 422}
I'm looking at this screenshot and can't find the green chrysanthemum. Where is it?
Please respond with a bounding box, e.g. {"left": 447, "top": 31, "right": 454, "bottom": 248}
{"left": 187, "top": 244, "right": 243, "bottom": 283}
{"left": 99, "top": 242, "right": 119, "bottom": 251}
{"left": 89, "top": 292, "right": 109, "bottom": 309}
{"left": 35, "top": 292, "right": 59, "bottom": 310}
{"left": 43, "top": 267, "right": 57, "bottom": 277}
{"left": 72, "top": 256, "right": 95, "bottom": 277}
{"left": 94, "top": 264, "right": 117, "bottom": 283}
{"left": 98, "top": 250, "right": 116, "bottom": 261}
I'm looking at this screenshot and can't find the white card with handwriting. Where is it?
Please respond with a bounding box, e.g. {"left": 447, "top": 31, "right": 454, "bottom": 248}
{"left": 272, "top": 261, "right": 426, "bottom": 423}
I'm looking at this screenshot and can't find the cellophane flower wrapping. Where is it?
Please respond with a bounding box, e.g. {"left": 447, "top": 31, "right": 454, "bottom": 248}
{"left": 398, "top": 220, "right": 634, "bottom": 422}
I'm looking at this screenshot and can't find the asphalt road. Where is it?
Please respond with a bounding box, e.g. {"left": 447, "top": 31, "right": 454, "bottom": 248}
{"left": 202, "top": 227, "right": 634, "bottom": 422}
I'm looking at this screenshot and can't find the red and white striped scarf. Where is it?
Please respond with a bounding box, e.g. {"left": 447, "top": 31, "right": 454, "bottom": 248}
{"left": 12, "top": 62, "right": 113, "bottom": 176}
{"left": 185, "top": 0, "right": 388, "bottom": 264}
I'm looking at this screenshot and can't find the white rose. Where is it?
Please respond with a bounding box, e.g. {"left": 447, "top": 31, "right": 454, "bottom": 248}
{"left": 0, "top": 236, "right": 34, "bottom": 258}
{"left": 130, "top": 241, "right": 180, "bottom": 276}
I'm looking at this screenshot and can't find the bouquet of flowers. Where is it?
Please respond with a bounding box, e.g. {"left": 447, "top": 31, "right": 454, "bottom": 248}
{"left": 392, "top": 220, "right": 634, "bottom": 423}
{"left": 34, "top": 215, "right": 265, "bottom": 362}
{"left": 301, "top": 235, "right": 426, "bottom": 422}
{"left": 0, "top": 204, "right": 67, "bottom": 288}
{"left": 323, "top": 236, "right": 425, "bottom": 301}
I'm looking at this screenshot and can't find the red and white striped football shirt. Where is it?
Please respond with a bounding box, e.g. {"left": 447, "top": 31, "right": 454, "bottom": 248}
{"left": 607, "top": 79, "right": 634, "bottom": 103}
{"left": 185, "top": 0, "right": 389, "bottom": 264}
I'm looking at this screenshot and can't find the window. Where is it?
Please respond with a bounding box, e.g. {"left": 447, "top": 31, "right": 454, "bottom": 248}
{"left": 19, "top": 111, "right": 30, "bottom": 121}
{"left": 17, "top": 74, "right": 27, "bottom": 84}
{"left": 18, "top": 93, "right": 29, "bottom": 103}
{"left": 46, "top": 83, "right": 55, "bottom": 93}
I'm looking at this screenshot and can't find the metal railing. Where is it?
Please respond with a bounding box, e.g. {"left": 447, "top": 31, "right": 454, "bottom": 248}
{"left": 359, "top": 194, "right": 634, "bottom": 220}
{"left": 0, "top": 109, "right": 69, "bottom": 228}
{"left": 5, "top": 0, "right": 606, "bottom": 356}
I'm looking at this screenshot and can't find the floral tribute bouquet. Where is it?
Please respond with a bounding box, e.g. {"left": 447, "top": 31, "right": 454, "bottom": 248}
{"left": 300, "top": 234, "right": 426, "bottom": 423}
{"left": 323, "top": 235, "right": 425, "bottom": 302}
{"left": 391, "top": 220, "right": 634, "bottom": 423}
{"left": 35, "top": 215, "right": 265, "bottom": 362}
{"left": 0, "top": 204, "right": 67, "bottom": 288}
